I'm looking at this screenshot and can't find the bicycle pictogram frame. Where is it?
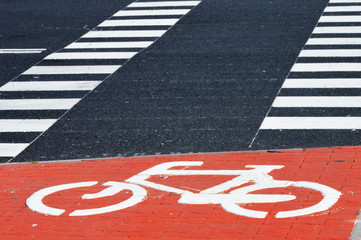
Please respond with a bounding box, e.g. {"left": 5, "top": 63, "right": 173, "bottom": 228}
{"left": 26, "top": 161, "right": 341, "bottom": 218}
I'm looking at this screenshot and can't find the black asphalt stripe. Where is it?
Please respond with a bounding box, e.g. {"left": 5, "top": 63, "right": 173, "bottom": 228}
{"left": 253, "top": 130, "right": 361, "bottom": 150}
{"left": 111, "top": 15, "right": 186, "bottom": 20}
{"left": 95, "top": 26, "right": 171, "bottom": 31}
{"left": 76, "top": 37, "right": 159, "bottom": 42}
{"left": 60, "top": 48, "right": 147, "bottom": 52}
{"left": 37, "top": 59, "right": 127, "bottom": 66}
{"left": 318, "top": 23, "right": 361, "bottom": 27}
{"left": 269, "top": 107, "right": 361, "bottom": 117}
{"left": 14, "top": 74, "right": 104, "bottom": 81}
{"left": 0, "top": 157, "right": 12, "bottom": 163}
{"left": 312, "top": 33, "right": 361, "bottom": 37}
{"left": 304, "top": 45, "right": 361, "bottom": 50}
{"left": 288, "top": 72, "right": 361, "bottom": 78}
{"left": 279, "top": 88, "right": 361, "bottom": 96}
{"left": 0, "top": 132, "right": 43, "bottom": 143}
{"left": 297, "top": 57, "right": 361, "bottom": 63}
{"left": 0, "top": 110, "right": 65, "bottom": 119}
{"left": 0, "top": 91, "right": 87, "bottom": 99}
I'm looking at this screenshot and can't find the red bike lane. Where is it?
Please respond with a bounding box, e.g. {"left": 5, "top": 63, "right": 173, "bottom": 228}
{"left": 1, "top": 146, "right": 361, "bottom": 239}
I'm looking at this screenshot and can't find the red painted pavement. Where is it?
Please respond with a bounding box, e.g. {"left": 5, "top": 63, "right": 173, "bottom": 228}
{"left": 1, "top": 146, "right": 361, "bottom": 239}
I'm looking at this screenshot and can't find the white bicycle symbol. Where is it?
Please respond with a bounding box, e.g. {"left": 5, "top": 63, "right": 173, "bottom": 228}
{"left": 26, "top": 161, "right": 341, "bottom": 218}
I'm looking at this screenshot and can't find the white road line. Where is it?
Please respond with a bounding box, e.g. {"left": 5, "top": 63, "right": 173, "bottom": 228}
{"left": 273, "top": 96, "right": 361, "bottom": 108}
{"left": 319, "top": 16, "right": 361, "bottom": 23}
{"left": 330, "top": 0, "right": 361, "bottom": 2}
{"left": 65, "top": 42, "right": 153, "bottom": 49}
{"left": 114, "top": 9, "right": 191, "bottom": 16}
{"left": 0, "top": 81, "right": 102, "bottom": 91}
{"left": 282, "top": 79, "right": 361, "bottom": 88}
{"left": 0, "top": 99, "right": 81, "bottom": 110}
{"left": 260, "top": 117, "right": 361, "bottom": 130}
{"left": 0, "top": 49, "right": 46, "bottom": 54}
{"left": 99, "top": 19, "right": 179, "bottom": 27}
{"left": 299, "top": 49, "right": 361, "bottom": 57}
{"left": 306, "top": 38, "right": 361, "bottom": 45}
{"left": 0, "top": 119, "right": 57, "bottom": 132}
{"left": 128, "top": 1, "right": 201, "bottom": 8}
{"left": 325, "top": 6, "right": 361, "bottom": 12}
{"left": 45, "top": 52, "right": 137, "bottom": 60}
{"left": 22, "top": 65, "right": 121, "bottom": 75}
{"left": 0, "top": 143, "right": 29, "bottom": 157}
{"left": 82, "top": 30, "right": 167, "bottom": 38}
{"left": 291, "top": 63, "right": 361, "bottom": 72}
{"left": 313, "top": 26, "right": 361, "bottom": 34}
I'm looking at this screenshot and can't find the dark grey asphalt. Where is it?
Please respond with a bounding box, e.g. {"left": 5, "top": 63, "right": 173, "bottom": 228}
{"left": 1, "top": 0, "right": 343, "bottom": 163}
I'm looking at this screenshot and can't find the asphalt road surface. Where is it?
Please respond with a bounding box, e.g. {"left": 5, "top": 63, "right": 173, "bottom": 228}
{"left": 4, "top": 0, "right": 361, "bottom": 163}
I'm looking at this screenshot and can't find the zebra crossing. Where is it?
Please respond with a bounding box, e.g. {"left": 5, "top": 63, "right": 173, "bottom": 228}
{"left": 0, "top": 0, "right": 202, "bottom": 161}
{"left": 260, "top": 0, "right": 361, "bottom": 131}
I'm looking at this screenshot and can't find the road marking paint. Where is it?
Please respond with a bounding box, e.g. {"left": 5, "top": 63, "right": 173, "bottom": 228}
{"left": 0, "top": 81, "right": 102, "bottom": 91}
{"left": 65, "top": 41, "right": 153, "bottom": 49}
{"left": 299, "top": 49, "right": 361, "bottom": 57}
{"left": 273, "top": 96, "right": 361, "bottom": 108}
{"left": 319, "top": 16, "right": 361, "bottom": 23}
{"left": 0, "top": 99, "right": 81, "bottom": 110}
{"left": 260, "top": 117, "right": 361, "bottom": 130}
{"left": 0, "top": 49, "right": 46, "bottom": 54}
{"left": 99, "top": 19, "right": 180, "bottom": 27}
{"left": 45, "top": 52, "right": 137, "bottom": 60}
{"left": 128, "top": 1, "right": 201, "bottom": 8}
{"left": 306, "top": 38, "right": 361, "bottom": 45}
{"left": 330, "top": 0, "right": 361, "bottom": 2}
{"left": 22, "top": 65, "right": 121, "bottom": 75}
{"left": 282, "top": 79, "right": 361, "bottom": 88}
{"left": 313, "top": 26, "right": 361, "bottom": 34}
{"left": 291, "top": 63, "right": 361, "bottom": 72}
{"left": 82, "top": 30, "right": 167, "bottom": 38}
{"left": 325, "top": 6, "right": 361, "bottom": 12}
{"left": 0, "top": 119, "right": 57, "bottom": 132}
{"left": 114, "top": 9, "right": 191, "bottom": 16}
{"left": 0, "top": 143, "right": 30, "bottom": 157}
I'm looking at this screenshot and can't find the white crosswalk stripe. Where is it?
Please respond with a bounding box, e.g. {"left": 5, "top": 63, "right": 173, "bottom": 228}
{"left": 114, "top": 9, "right": 191, "bottom": 17}
{"left": 0, "top": 144, "right": 30, "bottom": 157}
{"left": 0, "top": 99, "right": 81, "bottom": 110}
{"left": 261, "top": 117, "right": 361, "bottom": 130}
{"left": 0, "top": 81, "right": 102, "bottom": 91}
{"left": 82, "top": 30, "right": 167, "bottom": 38}
{"left": 258, "top": 0, "right": 361, "bottom": 132}
{"left": 300, "top": 49, "right": 361, "bottom": 57}
{"left": 319, "top": 16, "right": 361, "bottom": 23}
{"left": 273, "top": 97, "right": 361, "bottom": 108}
{"left": 282, "top": 79, "right": 361, "bottom": 88}
{"left": 65, "top": 42, "right": 153, "bottom": 49}
{"left": 313, "top": 26, "right": 361, "bottom": 34}
{"left": 45, "top": 52, "right": 137, "bottom": 60}
{"left": 306, "top": 38, "right": 361, "bottom": 45}
{"left": 22, "top": 65, "right": 121, "bottom": 75}
{"left": 127, "top": 1, "right": 201, "bottom": 8}
{"left": 325, "top": 6, "right": 361, "bottom": 12}
{"left": 99, "top": 19, "right": 180, "bottom": 27}
{"left": 0, "top": 0, "right": 203, "bottom": 159}
{"left": 0, "top": 119, "right": 57, "bottom": 132}
{"left": 330, "top": 0, "right": 361, "bottom": 2}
